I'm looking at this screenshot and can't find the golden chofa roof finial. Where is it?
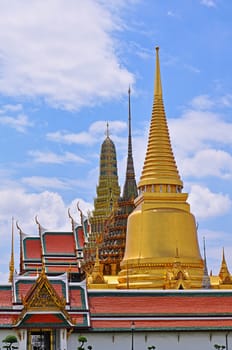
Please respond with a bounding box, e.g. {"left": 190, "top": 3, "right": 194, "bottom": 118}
{"left": 138, "top": 46, "right": 183, "bottom": 191}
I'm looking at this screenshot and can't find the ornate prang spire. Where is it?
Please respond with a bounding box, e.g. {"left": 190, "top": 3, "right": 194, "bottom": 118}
{"left": 122, "top": 87, "right": 138, "bottom": 200}
{"left": 138, "top": 46, "right": 183, "bottom": 191}
{"left": 8, "top": 217, "right": 15, "bottom": 283}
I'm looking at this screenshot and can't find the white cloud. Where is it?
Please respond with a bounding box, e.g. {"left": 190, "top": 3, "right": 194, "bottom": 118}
{"left": 188, "top": 184, "right": 231, "bottom": 219}
{"left": 168, "top": 95, "right": 232, "bottom": 183}
{"left": 200, "top": 0, "right": 216, "bottom": 7}
{"left": 167, "top": 10, "right": 180, "bottom": 19}
{"left": 189, "top": 94, "right": 232, "bottom": 110}
{"left": 0, "top": 104, "right": 23, "bottom": 113}
{"left": 47, "top": 131, "right": 94, "bottom": 146}
{"left": 181, "top": 149, "right": 232, "bottom": 179}
{"left": 219, "top": 94, "right": 232, "bottom": 107}
{"left": 89, "top": 120, "right": 126, "bottom": 135}
{"left": 170, "top": 108, "right": 232, "bottom": 157}
{"left": 47, "top": 120, "right": 127, "bottom": 145}
{"left": 0, "top": 0, "right": 134, "bottom": 111}
{"left": 0, "top": 114, "right": 32, "bottom": 133}
{"left": 21, "top": 176, "right": 71, "bottom": 190}
{"left": 28, "top": 150, "right": 86, "bottom": 164}
{"left": 190, "top": 94, "right": 215, "bottom": 110}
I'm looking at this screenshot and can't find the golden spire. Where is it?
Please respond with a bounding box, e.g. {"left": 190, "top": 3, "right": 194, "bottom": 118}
{"left": 138, "top": 47, "right": 183, "bottom": 190}
{"left": 219, "top": 247, "right": 231, "bottom": 283}
{"left": 9, "top": 217, "right": 15, "bottom": 283}
{"left": 91, "top": 246, "right": 105, "bottom": 284}
{"left": 118, "top": 47, "right": 203, "bottom": 290}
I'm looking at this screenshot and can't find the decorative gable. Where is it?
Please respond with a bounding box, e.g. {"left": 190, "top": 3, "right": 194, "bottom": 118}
{"left": 15, "top": 269, "right": 73, "bottom": 328}
{"left": 23, "top": 271, "right": 65, "bottom": 310}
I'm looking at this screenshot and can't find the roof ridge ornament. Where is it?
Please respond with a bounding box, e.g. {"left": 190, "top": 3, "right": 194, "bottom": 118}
{"left": 35, "top": 215, "right": 47, "bottom": 235}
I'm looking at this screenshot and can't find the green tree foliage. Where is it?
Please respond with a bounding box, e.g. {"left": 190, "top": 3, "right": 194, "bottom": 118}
{"left": 2, "top": 335, "right": 18, "bottom": 350}
{"left": 78, "top": 336, "right": 88, "bottom": 350}
{"left": 214, "top": 345, "right": 226, "bottom": 350}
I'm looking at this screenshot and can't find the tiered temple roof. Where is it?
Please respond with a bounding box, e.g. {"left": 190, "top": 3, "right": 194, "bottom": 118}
{"left": 17, "top": 213, "right": 87, "bottom": 279}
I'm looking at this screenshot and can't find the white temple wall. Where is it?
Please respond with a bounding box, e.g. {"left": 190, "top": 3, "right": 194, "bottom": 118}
{"left": 71, "top": 331, "right": 231, "bottom": 350}
{"left": 0, "top": 329, "right": 230, "bottom": 350}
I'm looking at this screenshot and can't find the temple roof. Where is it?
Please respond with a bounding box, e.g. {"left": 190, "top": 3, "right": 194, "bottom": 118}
{"left": 20, "top": 224, "right": 86, "bottom": 275}
{"left": 88, "top": 290, "right": 232, "bottom": 331}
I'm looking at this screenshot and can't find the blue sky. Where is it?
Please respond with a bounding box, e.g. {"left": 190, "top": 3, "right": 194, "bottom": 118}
{"left": 0, "top": 0, "right": 232, "bottom": 282}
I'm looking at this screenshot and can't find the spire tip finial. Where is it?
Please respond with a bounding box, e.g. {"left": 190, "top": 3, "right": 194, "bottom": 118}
{"left": 106, "top": 122, "right": 109, "bottom": 138}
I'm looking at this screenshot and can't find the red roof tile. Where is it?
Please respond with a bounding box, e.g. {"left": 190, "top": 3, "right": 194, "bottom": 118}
{"left": 16, "top": 281, "right": 34, "bottom": 301}
{"left": 70, "top": 289, "right": 83, "bottom": 308}
{"left": 91, "top": 318, "right": 232, "bottom": 329}
{"left": 71, "top": 314, "right": 85, "bottom": 325}
{"left": 24, "top": 238, "right": 41, "bottom": 259}
{"left": 76, "top": 227, "right": 85, "bottom": 248}
{"left": 24, "top": 313, "right": 64, "bottom": 324}
{"left": 43, "top": 233, "right": 75, "bottom": 254}
{"left": 0, "top": 314, "right": 18, "bottom": 325}
{"left": 89, "top": 293, "right": 232, "bottom": 316}
{"left": 0, "top": 289, "right": 12, "bottom": 307}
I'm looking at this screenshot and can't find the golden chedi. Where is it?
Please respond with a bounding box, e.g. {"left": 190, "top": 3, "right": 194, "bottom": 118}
{"left": 118, "top": 47, "right": 204, "bottom": 289}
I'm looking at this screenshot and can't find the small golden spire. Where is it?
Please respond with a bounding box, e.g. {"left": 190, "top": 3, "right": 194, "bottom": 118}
{"left": 219, "top": 247, "right": 231, "bottom": 283}
{"left": 8, "top": 216, "right": 15, "bottom": 283}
